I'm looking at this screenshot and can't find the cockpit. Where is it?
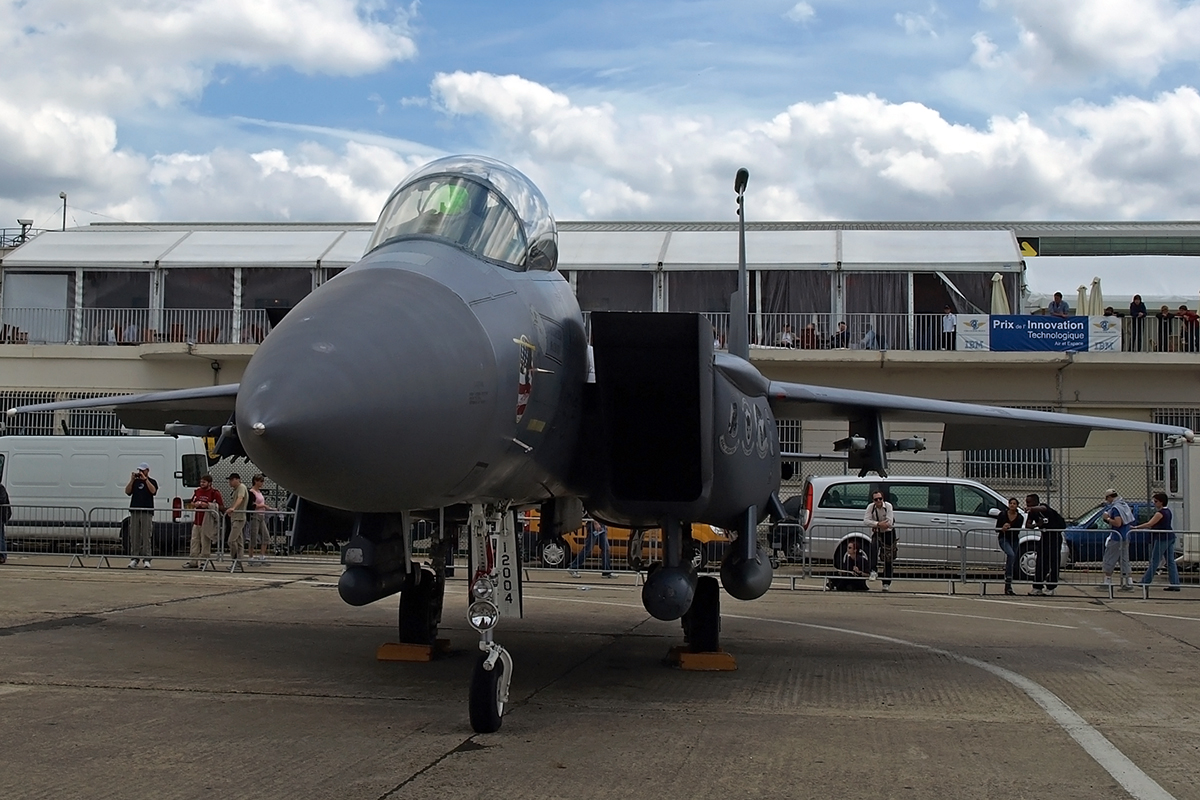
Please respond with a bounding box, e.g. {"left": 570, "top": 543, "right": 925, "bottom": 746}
{"left": 366, "top": 155, "right": 558, "bottom": 272}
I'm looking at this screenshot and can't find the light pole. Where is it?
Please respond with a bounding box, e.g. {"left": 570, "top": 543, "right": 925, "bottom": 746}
{"left": 727, "top": 168, "right": 750, "bottom": 358}
{"left": 59, "top": 191, "right": 67, "bottom": 231}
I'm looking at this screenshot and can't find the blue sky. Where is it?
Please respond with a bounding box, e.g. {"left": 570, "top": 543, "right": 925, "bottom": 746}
{"left": 3, "top": 1, "right": 1200, "bottom": 294}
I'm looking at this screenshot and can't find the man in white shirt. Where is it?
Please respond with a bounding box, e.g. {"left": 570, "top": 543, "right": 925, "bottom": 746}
{"left": 941, "top": 305, "right": 957, "bottom": 350}
{"left": 863, "top": 490, "right": 897, "bottom": 591}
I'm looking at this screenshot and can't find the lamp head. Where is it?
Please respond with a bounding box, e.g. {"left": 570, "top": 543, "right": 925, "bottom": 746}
{"left": 734, "top": 168, "right": 749, "bottom": 195}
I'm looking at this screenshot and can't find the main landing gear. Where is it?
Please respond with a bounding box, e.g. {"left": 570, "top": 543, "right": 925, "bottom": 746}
{"left": 641, "top": 510, "right": 772, "bottom": 669}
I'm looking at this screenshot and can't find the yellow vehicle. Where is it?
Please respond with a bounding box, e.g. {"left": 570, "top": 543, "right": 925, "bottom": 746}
{"left": 524, "top": 512, "right": 730, "bottom": 570}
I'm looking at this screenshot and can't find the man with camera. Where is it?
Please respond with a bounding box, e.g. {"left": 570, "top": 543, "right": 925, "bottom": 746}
{"left": 124, "top": 462, "right": 158, "bottom": 569}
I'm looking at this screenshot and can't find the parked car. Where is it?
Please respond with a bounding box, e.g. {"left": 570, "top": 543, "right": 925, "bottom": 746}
{"left": 526, "top": 512, "right": 730, "bottom": 570}
{"left": 793, "top": 474, "right": 1066, "bottom": 579}
{"left": 1063, "top": 502, "right": 1158, "bottom": 565}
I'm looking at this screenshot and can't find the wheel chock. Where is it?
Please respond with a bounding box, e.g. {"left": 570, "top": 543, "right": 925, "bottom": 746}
{"left": 376, "top": 639, "right": 452, "bottom": 662}
{"left": 664, "top": 645, "right": 738, "bottom": 671}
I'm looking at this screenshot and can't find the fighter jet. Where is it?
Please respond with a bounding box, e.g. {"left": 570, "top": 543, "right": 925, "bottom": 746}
{"left": 7, "top": 155, "right": 1192, "bottom": 733}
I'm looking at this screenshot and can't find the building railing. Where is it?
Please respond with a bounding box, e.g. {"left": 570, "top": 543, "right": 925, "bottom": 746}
{"left": 0, "top": 308, "right": 272, "bottom": 345}
{"left": 2, "top": 306, "right": 1196, "bottom": 353}
{"left": 0, "top": 227, "right": 41, "bottom": 249}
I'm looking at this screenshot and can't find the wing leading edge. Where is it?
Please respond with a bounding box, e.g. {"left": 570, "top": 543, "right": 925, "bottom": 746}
{"left": 766, "top": 380, "right": 1194, "bottom": 449}
{"left": 4, "top": 384, "right": 240, "bottom": 431}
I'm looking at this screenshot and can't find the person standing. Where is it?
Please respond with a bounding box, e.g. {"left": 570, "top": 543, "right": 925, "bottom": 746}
{"left": 1025, "top": 494, "right": 1065, "bottom": 597}
{"left": 1099, "top": 490, "right": 1135, "bottom": 591}
{"left": 941, "top": 305, "right": 957, "bottom": 350}
{"left": 568, "top": 518, "right": 614, "bottom": 577}
{"left": 1047, "top": 292, "right": 1071, "bottom": 318}
{"left": 1156, "top": 305, "right": 1174, "bottom": 352}
{"left": 124, "top": 462, "right": 158, "bottom": 569}
{"left": 183, "top": 474, "right": 223, "bottom": 569}
{"left": 995, "top": 497, "right": 1023, "bottom": 596}
{"left": 1133, "top": 492, "right": 1180, "bottom": 591}
{"left": 247, "top": 474, "right": 274, "bottom": 565}
{"left": 0, "top": 479, "right": 10, "bottom": 565}
{"left": 863, "top": 490, "right": 896, "bottom": 592}
{"left": 1128, "top": 295, "right": 1147, "bottom": 352}
{"left": 225, "top": 473, "right": 249, "bottom": 562}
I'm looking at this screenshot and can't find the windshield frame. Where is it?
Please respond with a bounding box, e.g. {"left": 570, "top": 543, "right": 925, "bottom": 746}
{"left": 366, "top": 155, "right": 558, "bottom": 272}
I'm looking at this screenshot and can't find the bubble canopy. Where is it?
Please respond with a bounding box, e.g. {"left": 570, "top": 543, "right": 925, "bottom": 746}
{"left": 366, "top": 155, "right": 558, "bottom": 271}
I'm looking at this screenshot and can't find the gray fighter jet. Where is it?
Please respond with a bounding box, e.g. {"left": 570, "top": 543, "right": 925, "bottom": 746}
{"left": 8, "top": 156, "right": 1192, "bottom": 733}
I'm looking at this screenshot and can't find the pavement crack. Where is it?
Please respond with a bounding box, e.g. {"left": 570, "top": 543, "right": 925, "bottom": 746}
{"left": 376, "top": 734, "right": 486, "bottom": 799}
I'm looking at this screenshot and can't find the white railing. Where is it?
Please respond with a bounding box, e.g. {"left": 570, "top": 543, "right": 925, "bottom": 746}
{"left": 0, "top": 308, "right": 272, "bottom": 345}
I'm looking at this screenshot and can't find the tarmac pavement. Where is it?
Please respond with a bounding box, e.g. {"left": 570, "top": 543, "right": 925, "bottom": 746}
{"left": 0, "top": 561, "right": 1198, "bottom": 800}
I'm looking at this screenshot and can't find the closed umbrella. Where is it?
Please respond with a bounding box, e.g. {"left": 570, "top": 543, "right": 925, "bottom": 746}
{"left": 1087, "top": 276, "right": 1104, "bottom": 316}
{"left": 1076, "top": 286, "right": 1088, "bottom": 317}
{"left": 990, "top": 272, "right": 1010, "bottom": 315}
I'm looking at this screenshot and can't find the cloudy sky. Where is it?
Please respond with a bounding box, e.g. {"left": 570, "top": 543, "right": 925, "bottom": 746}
{"left": 3, "top": 0, "right": 1200, "bottom": 293}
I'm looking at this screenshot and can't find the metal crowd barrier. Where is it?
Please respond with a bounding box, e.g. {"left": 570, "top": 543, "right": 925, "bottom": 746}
{"left": 0, "top": 504, "right": 89, "bottom": 565}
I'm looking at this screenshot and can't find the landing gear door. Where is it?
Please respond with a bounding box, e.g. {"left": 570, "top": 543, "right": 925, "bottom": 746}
{"left": 468, "top": 507, "right": 524, "bottom": 619}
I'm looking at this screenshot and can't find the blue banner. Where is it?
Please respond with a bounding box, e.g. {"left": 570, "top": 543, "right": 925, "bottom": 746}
{"left": 989, "top": 315, "right": 1088, "bottom": 351}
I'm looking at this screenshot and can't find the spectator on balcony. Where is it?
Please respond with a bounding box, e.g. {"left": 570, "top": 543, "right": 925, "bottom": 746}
{"left": 860, "top": 325, "right": 884, "bottom": 350}
{"left": 1156, "top": 305, "right": 1174, "bottom": 352}
{"left": 777, "top": 323, "right": 795, "bottom": 348}
{"left": 1102, "top": 306, "right": 1119, "bottom": 317}
{"left": 798, "top": 322, "right": 819, "bottom": 349}
{"left": 828, "top": 321, "right": 850, "bottom": 349}
{"left": 941, "top": 305, "right": 957, "bottom": 350}
{"left": 1129, "top": 295, "right": 1148, "bottom": 352}
{"left": 1047, "top": 292, "right": 1071, "bottom": 318}
{"left": 1178, "top": 305, "right": 1199, "bottom": 352}
{"left": 122, "top": 321, "right": 140, "bottom": 345}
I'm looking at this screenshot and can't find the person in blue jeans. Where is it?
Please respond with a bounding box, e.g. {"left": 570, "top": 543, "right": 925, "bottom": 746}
{"left": 995, "top": 497, "right": 1023, "bottom": 595}
{"left": 1133, "top": 492, "right": 1180, "bottom": 591}
{"left": 568, "top": 519, "right": 614, "bottom": 578}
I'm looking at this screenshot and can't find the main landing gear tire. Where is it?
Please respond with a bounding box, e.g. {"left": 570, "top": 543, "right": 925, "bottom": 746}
{"left": 539, "top": 537, "right": 569, "bottom": 569}
{"left": 682, "top": 575, "right": 720, "bottom": 653}
{"left": 398, "top": 567, "right": 443, "bottom": 647}
{"left": 469, "top": 652, "right": 505, "bottom": 733}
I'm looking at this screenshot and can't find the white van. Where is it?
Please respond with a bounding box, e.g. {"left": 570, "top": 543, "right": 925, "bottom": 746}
{"left": 788, "top": 474, "right": 1062, "bottom": 578}
{"left": 0, "top": 435, "right": 210, "bottom": 549}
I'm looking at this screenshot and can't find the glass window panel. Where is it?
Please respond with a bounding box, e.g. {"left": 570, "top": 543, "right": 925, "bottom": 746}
{"left": 241, "top": 268, "right": 312, "bottom": 309}
{"left": 83, "top": 271, "right": 150, "bottom": 308}
{"left": 163, "top": 269, "right": 233, "bottom": 309}
{"left": 818, "top": 482, "right": 878, "bottom": 509}
{"left": 760, "top": 271, "right": 831, "bottom": 314}
{"left": 575, "top": 271, "right": 653, "bottom": 312}
{"left": 667, "top": 271, "right": 737, "bottom": 312}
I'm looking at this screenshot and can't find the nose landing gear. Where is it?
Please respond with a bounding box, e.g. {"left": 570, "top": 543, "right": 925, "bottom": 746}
{"left": 466, "top": 503, "right": 522, "bottom": 733}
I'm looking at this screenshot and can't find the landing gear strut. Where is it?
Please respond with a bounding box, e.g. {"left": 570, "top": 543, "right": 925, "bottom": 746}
{"left": 465, "top": 503, "right": 522, "bottom": 733}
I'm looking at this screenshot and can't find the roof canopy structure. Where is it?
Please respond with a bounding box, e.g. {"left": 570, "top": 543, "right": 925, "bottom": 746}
{"left": 3, "top": 222, "right": 1023, "bottom": 274}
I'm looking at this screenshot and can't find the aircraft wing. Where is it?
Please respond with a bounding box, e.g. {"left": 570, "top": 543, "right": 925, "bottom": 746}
{"left": 4, "top": 384, "right": 240, "bottom": 431}
{"left": 766, "top": 381, "right": 1194, "bottom": 449}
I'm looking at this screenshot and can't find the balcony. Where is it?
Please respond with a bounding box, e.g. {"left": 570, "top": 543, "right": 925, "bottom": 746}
{"left": 0, "top": 308, "right": 272, "bottom": 346}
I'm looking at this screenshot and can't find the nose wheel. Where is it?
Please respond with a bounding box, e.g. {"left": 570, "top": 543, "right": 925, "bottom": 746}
{"left": 469, "top": 645, "right": 513, "bottom": 733}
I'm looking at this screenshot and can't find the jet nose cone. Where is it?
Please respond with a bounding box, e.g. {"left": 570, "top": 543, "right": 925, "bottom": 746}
{"left": 237, "top": 267, "right": 497, "bottom": 511}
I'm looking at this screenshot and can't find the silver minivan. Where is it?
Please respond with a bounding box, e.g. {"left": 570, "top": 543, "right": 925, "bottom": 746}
{"left": 790, "top": 475, "right": 1056, "bottom": 577}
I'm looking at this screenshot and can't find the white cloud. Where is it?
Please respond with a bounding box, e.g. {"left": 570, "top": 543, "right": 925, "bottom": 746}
{"left": 984, "top": 0, "right": 1200, "bottom": 83}
{"left": 895, "top": 10, "right": 937, "bottom": 37}
{"left": 970, "top": 33, "right": 1003, "bottom": 69}
{"left": 785, "top": 2, "right": 815, "bottom": 24}
{"left": 0, "top": 1, "right": 418, "bottom": 224}
{"left": 428, "top": 71, "right": 1200, "bottom": 222}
